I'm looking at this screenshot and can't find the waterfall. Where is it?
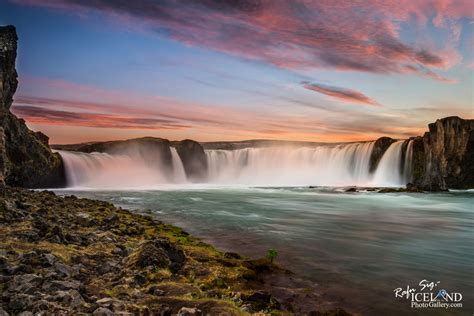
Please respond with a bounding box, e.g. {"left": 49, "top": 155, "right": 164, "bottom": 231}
{"left": 57, "top": 140, "right": 412, "bottom": 188}
{"left": 170, "top": 147, "right": 187, "bottom": 183}
{"left": 205, "top": 142, "right": 375, "bottom": 186}
{"left": 372, "top": 141, "right": 407, "bottom": 186}
{"left": 58, "top": 150, "right": 173, "bottom": 189}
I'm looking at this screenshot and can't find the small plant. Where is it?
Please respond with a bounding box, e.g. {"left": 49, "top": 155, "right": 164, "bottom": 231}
{"left": 266, "top": 248, "right": 278, "bottom": 263}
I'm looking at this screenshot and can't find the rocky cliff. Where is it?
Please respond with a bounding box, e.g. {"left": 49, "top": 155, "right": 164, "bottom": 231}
{"left": 411, "top": 116, "right": 474, "bottom": 190}
{"left": 0, "top": 26, "right": 65, "bottom": 189}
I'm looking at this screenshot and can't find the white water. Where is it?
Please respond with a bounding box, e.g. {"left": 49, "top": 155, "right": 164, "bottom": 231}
{"left": 170, "top": 147, "right": 187, "bottom": 183}
{"left": 57, "top": 151, "right": 170, "bottom": 188}
{"left": 57, "top": 141, "right": 414, "bottom": 188}
{"left": 206, "top": 142, "right": 375, "bottom": 186}
{"left": 372, "top": 141, "right": 406, "bottom": 186}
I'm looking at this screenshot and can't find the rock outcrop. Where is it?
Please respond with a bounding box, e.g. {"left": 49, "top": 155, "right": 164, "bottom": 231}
{"left": 0, "top": 25, "right": 65, "bottom": 188}
{"left": 411, "top": 116, "right": 474, "bottom": 190}
{"left": 173, "top": 139, "right": 208, "bottom": 181}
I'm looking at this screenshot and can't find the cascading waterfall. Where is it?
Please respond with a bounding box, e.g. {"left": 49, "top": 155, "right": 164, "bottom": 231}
{"left": 205, "top": 142, "right": 375, "bottom": 186}
{"left": 372, "top": 141, "right": 412, "bottom": 186}
{"left": 170, "top": 147, "right": 187, "bottom": 183}
{"left": 57, "top": 150, "right": 180, "bottom": 188}
{"left": 57, "top": 140, "right": 413, "bottom": 188}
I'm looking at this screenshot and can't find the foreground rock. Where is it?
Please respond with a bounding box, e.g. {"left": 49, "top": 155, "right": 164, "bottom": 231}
{"left": 0, "top": 187, "right": 350, "bottom": 315}
{"left": 0, "top": 26, "right": 65, "bottom": 189}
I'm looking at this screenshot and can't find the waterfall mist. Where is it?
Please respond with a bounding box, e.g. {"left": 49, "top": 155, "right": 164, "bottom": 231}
{"left": 57, "top": 140, "right": 414, "bottom": 189}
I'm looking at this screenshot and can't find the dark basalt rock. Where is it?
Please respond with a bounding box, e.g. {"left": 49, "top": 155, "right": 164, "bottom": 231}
{"left": 241, "top": 290, "right": 280, "bottom": 313}
{"left": 0, "top": 25, "right": 17, "bottom": 112}
{"left": 0, "top": 26, "right": 65, "bottom": 188}
{"left": 127, "top": 238, "right": 185, "bottom": 273}
{"left": 224, "top": 252, "right": 242, "bottom": 260}
{"left": 406, "top": 183, "right": 424, "bottom": 193}
{"left": 344, "top": 187, "right": 357, "bottom": 192}
{"left": 411, "top": 116, "right": 474, "bottom": 190}
{"left": 377, "top": 187, "right": 405, "bottom": 193}
{"left": 173, "top": 139, "right": 208, "bottom": 181}
{"left": 369, "top": 137, "right": 395, "bottom": 173}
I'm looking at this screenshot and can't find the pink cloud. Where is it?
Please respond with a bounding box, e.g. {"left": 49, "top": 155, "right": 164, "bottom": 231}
{"left": 11, "top": 0, "right": 472, "bottom": 81}
{"left": 302, "top": 82, "right": 381, "bottom": 107}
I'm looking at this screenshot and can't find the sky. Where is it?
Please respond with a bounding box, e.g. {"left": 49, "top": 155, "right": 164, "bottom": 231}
{"left": 1, "top": 0, "right": 473, "bottom": 144}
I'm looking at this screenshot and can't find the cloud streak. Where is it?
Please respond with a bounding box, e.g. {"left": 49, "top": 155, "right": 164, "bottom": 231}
{"left": 12, "top": 0, "right": 472, "bottom": 81}
{"left": 301, "top": 82, "right": 380, "bottom": 107}
{"left": 12, "top": 105, "right": 192, "bottom": 130}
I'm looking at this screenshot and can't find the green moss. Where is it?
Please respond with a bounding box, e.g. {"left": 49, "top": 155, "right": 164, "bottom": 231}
{"left": 146, "top": 268, "right": 172, "bottom": 281}
{"left": 199, "top": 277, "right": 228, "bottom": 291}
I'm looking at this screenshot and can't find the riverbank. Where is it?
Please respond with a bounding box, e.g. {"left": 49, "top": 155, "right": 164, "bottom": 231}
{"left": 0, "top": 187, "right": 350, "bottom": 315}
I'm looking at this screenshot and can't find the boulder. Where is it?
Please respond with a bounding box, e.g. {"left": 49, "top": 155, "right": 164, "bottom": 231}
{"left": 126, "top": 238, "right": 185, "bottom": 273}
{"left": 0, "top": 25, "right": 65, "bottom": 188}
{"left": 173, "top": 139, "right": 208, "bottom": 181}
{"left": 224, "top": 252, "right": 242, "bottom": 259}
{"left": 406, "top": 183, "right": 423, "bottom": 193}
